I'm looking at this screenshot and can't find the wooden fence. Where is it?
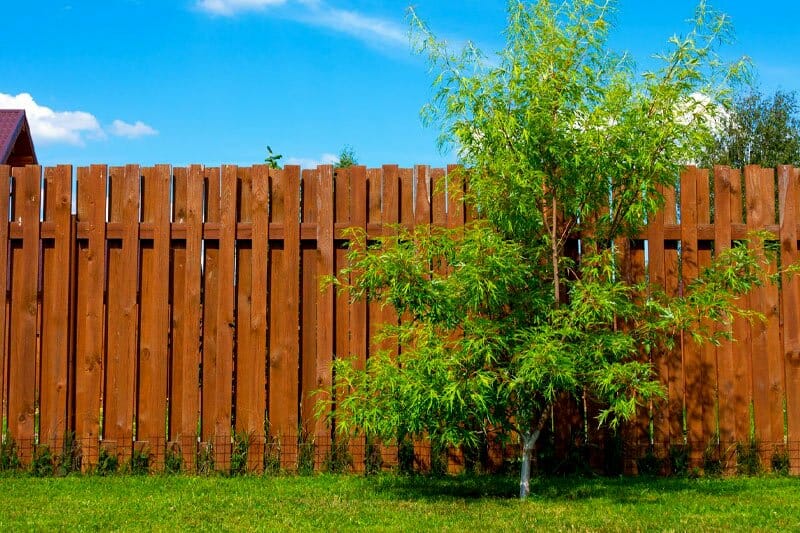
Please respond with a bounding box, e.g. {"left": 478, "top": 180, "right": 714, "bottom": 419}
{"left": 0, "top": 163, "right": 799, "bottom": 475}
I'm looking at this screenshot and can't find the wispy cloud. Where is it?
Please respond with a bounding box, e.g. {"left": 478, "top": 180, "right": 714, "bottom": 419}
{"left": 297, "top": 3, "right": 407, "bottom": 49}
{"left": 285, "top": 152, "right": 338, "bottom": 168}
{"left": 110, "top": 119, "right": 159, "bottom": 138}
{"left": 196, "top": 0, "right": 408, "bottom": 50}
{"left": 197, "top": 0, "right": 287, "bottom": 17}
{"left": 0, "top": 92, "right": 158, "bottom": 145}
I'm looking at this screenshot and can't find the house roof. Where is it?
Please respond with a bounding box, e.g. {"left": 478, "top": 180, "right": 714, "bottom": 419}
{"left": 0, "top": 110, "right": 38, "bottom": 166}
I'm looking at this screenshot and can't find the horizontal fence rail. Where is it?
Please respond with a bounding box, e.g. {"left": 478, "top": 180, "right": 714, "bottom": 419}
{"left": 0, "top": 163, "right": 799, "bottom": 475}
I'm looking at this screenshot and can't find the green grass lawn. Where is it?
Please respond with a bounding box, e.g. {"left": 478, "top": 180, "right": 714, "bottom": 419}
{"left": 0, "top": 474, "right": 798, "bottom": 531}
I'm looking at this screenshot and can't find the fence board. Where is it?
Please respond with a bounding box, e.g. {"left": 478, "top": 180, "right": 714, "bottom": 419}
{"left": 663, "top": 184, "right": 684, "bottom": 444}
{"left": 0, "top": 166, "right": 9, "bottom": 441}
{"left": 333, "top": 166, "right": 352, "bottom": 468}
{"left": 745, "top": 165, "right": 774, "bottom": 443}
{"left": 696, "top": 169, "right": 717, "bottom": 443}
{"left": 235, "top": 167, "right": 254, "bottom": 441}
{"left": 315, "top": 165, "right": 335, "bottom": 441}
{"left": 759, "top": 167, "right": 785, "bottom": 444}
{"left": 213, "top": 165, "right": 237, "bottom": 470}
{"left": 8, "top": 165, "right": 41, "bottom": 462}
{"left": 380, "top": 165, "right": 400, "bottom": 359}
{"left": 300, "top": 168, "right": 318, "bottom": 438}
{"left": 783, "top": 167, "right": 800, "bottom": 451}
{"left": 729, "top": 168, "right": 753, "bottom": 444}
{"left": 648, "top": 184, "right": 668, "bottom": 446}
{"left": 415, "top": 165, "right": 431, "bottom": 227}
{"left": 104, "top": 164, "right": 141, "bottom": 463}
{"left": 446, "top": 164, "right": 464, "bottom": 231}
{"left": 714, "top": 166, "right": 736, "bottom": 444}
{"left": 269, "top": 166, "right": 301, "bottom": 466}
{"left": 680, "top": 168, "right": 703, "bottom": 450}
{"left": 365, "top": 167, "right": 382, "bottom": 362}
{"left": 40, "top": 165, "right": 73, "bottom": 449}
{"left": 236, "top": 165, "right": 269, "bottom": 455}
{"left": 74, "top": 165, "right": 107, "bottom": 468}
{"left": 349, "top": 166, "right": 368, "bottom": 471}
{"left": 400, "top": 168, "right": 414, "bottom": 231}
{"left": 169, "top": 166, "right": 203, "bottom": 469}
{"left": 201, "top": 167, "right": 221, "bottom": 446}
{"left": 137, "top": 165, "right": 171, "bottom": 467}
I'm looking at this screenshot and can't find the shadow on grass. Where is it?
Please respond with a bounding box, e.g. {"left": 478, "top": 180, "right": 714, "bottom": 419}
{"left": 366, "top": 472, "right": 777, "bottom": 503}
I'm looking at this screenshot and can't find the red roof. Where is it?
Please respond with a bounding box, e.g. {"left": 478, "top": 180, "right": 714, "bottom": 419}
{"left": 0, "top": 110, "right": 37, "bottom": 166}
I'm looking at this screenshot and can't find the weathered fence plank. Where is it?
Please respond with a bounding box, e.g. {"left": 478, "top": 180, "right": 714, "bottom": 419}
{"left": 74, "top": 165, "right": 107, "bottom": 469}
{"left": 137, "top": 164, "right": 171, "bottom": 467}
{"left": 40, "top": 165, "right": 73, "bottom": 449}
{"left": 8, "top": 165, "right": 40, "bottom": 461}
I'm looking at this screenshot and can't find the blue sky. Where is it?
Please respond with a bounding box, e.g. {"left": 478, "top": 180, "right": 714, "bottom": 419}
{"left": 3, "top": 1, "right": 799, "bottom": 169}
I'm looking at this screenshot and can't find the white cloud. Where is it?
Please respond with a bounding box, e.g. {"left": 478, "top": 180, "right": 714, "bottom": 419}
{"left": 0, "top": 92, "right": 158, "bottom": 146}
{"left": 196, "top": 0, "right": 407, "bottom": 49}
{"left": 197, "top": 0, "right": 287, "bottom": 16}
{"left": 285, "top": 152, "right": 338, "bottom": 168}
{"left": 298, "top": 4, "right": 406, "bottom": 49}
{"left": 0, "top": 92, "right": 103, "bottom": 146}
{"left": 110, "top": 119, "right": 158, "bottom": 138}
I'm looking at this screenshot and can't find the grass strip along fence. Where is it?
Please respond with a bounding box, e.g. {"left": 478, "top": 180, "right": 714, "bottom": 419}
{"left": 0, "top": 163, "right": 800, "bottom": 476}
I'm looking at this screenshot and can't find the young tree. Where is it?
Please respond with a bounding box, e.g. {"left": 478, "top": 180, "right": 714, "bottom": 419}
{"left": 704, "top": 89, "right": 800, "bottom": 168}
{"left": 321, "top": 0, "right": 766, "bottom": 498}
{"left": 335, "top": 145, "right": 358, "bottom": 168}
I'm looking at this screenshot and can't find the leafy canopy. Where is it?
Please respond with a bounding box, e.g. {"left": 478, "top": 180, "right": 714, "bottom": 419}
{"left": 704, "top": 88, "right": 800, "bottom": 168}
{"left": 319, "top": 0, "right": 765, "bottom": 491}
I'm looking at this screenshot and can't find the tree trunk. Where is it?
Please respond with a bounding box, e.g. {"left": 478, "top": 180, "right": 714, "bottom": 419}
{"left": 519, "top": 431, "right": 539, "bottom": 499}
{"left": 552, "top": 195, "right": 560, "bottom": 305}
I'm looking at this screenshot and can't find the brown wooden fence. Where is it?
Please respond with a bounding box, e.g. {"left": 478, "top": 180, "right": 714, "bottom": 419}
{"left": 0, "top": 163, "right": 799, "bottom": 474}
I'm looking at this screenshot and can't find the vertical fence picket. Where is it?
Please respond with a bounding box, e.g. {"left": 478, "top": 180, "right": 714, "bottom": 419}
{"left": 648, "top": 184, "right": 668, "bottom": 450}
{"left": 200, "top": 166, "right": 221, "bottom": 466}
{"left": 380, "top": 165, "right": 400, "bottom": 361}
{"left": 40, "top": 165, "right": 73, "bottom": 451}
{"left": 300, "top": 168, "right": 318, "bottom": 444}
{"left": 104, "top": 164, "right": 140, "bottom": 465}
{"left": 170, "top": 165, "right": 203, "bottom": 470}
{"left": 714, "top": 166, "right": 736, "bottom": 446}
{"left": 8, "top": 165, "right": 40, "bottom": 462}
{"left": 332, "top": 166, "right": 352, "bottom": 469}
{"left": 0, "top": 165, "right": 9, "bottom": 443}
{"left": 365, "top": 167, "right": 382, "bottom": 367}
{"left": 234, "top": 167, "right": 253, "bottom": 449}
{"left": 269, "top": 166, "right": 300, "bottom": 467}
{"left": 696, "top": 169, "right": 718, "bottom": 444}
{"left": 680, "top": 167, "right": 702, "bottom": 457}
{"left": 213, "top": 165, "right": 237, "bottom": 471}
{"left": 745, "top": 165, "right": 774, "bottom": 445}
{"left": 783, "top": 166, "right": 800, "bottom": 468}
{"left": 348, "top": 166, "right": 368, "bottom": 471}
{"left": 729, "top": 168, "right": 753, "bottom": 445}
{"left": 137, "top": 165, "right": 171, "bottom": 468}
{"left": 236, "top": 164, "right": 269, "bottom": 471}
{"left": 315, "top": 165, "right": 335, "bottom": 450}
{"left": 759, "top": 167, "right": 785, "bottom": 446}
{"left": 74, "top": 165, "right": 107, "bottom": 469}
{"left": 662, "top": 184, "right": 684, "bottom": 445}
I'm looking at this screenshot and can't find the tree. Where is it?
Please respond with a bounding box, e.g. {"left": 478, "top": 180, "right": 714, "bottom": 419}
{"left": 335, "top": 145, "right": 358, "bottom": 168}
{"left": 705, "top": 89, "right": 800, "bottom": 168}
{"left": 320, "top": 0, "right": 767, "bottom": 498}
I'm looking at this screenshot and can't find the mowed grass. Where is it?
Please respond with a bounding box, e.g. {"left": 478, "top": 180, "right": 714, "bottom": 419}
{"left": 1, "top": 474, "right": 799, "bottom": 531}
